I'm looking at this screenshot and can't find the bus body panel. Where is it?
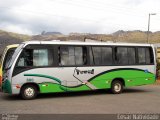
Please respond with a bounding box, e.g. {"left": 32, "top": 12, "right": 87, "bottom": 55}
{"left": 11, "top": 65, "right": 155, "bottom": 94}
{"left": 2, "top": 41, "right": 156, "bottom": 95}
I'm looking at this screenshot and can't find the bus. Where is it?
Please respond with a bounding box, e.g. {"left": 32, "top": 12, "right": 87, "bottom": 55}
{"left": 2, "top": 41, "right": 156, "bottom": 100}
{"left": 0, "top": 44, "right": 19, "bottom": 89}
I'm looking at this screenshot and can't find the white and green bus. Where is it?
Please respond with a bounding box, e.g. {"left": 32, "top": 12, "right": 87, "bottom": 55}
{"left": 2, "top": 41, "right": 156, "bottom": 99}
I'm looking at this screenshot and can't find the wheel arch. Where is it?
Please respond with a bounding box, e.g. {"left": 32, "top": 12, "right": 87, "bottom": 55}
{"left": 111, "top": 78, "right": 125, "bottom": 87}
{"left": 20, "top": 82, "right": 40, "bottom": 93}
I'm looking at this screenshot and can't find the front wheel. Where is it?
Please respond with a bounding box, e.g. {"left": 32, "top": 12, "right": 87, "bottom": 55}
{"left": 111, "top": 80, "right": 123, "bottom": 94}
{"left": 20, "top": 85, "right": 38, "bottom": 100}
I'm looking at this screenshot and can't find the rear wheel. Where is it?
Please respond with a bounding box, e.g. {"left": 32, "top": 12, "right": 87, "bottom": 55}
{"left": 111, "top": 80, "right": 123, "bottom": 94}
{"left": 20, "top": 85, "right": 38, "bottom": 100}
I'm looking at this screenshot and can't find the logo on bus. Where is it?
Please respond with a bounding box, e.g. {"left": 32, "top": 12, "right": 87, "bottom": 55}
{"left": 26, "top": 78, "right": 34, "bottom": 82}
{"left": 76, "top": 69, "right": 94, "bottom": 75}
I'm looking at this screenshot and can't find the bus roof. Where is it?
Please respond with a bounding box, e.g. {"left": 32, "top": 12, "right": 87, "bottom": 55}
{"left": 22, "top": 40, "right": 153, "bottom": 47}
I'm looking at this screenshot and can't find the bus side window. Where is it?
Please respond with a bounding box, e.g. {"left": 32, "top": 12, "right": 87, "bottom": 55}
{"left": 33, "top": 49, "right": 49, "bottom": 66}
{"left": 91, "top": 46, "right": 113, "bottom": 65}
{"left": 17, "top": 57, "right": 25, "bottom": 66}
{"left": 116, "top": 47, "right": 128, "bottom": 65}
{"left": 17, "top": 49, "right": 33, "bottom": 67}
{"left": 146, "top": 47, "right": 154, "bottom": 64}
{"left": 137, "top": 47, "right": 153, "bottom": 65}
{"left": 75, "top": 47, "right": 87, "bottom": 65}
{"left": 59, "top": 46, "right": 87, "bottom": 66}
{"left": 138, "top": 48, "right": 146, "bottom": 64}
{"left": 17, "top": 49, "right": 53, "bottom": 67}
{"left": 89, "top": 47, "right": 94, "bottom": 65}
{"left": 138, "top": 47, "right": 154, "bottom": 65}
{"left": 128, "top": 47, "right": 136, "bottom": 64}
{"left": 82, "top": 47, "right": 87, "bottom": 65}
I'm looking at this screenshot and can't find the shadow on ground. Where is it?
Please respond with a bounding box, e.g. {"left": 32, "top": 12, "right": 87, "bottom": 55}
{"left": 1, "top": 87, "right": 151, "bottom": 101}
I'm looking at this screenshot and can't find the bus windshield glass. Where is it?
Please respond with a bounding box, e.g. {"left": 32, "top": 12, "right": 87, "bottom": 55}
{"left": 6, "top": 44, "right": 24, "bottom": 69}
{"left": 3, "top": 48, "right": 16, "bottom": 71}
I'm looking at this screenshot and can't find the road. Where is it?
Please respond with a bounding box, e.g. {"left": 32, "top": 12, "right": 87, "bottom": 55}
{"left": 0, "top": 85, "right": 160, "bottom": 114}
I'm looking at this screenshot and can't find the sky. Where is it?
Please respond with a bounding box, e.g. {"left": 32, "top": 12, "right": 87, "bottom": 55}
{"left": 0, "top": 0, "right": 160, "bottom": 35}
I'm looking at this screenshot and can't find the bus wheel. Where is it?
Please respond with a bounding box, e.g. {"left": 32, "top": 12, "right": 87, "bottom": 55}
{"left": 111, "top": 80, "right": 123, "bottom": 94}
{"left": 20, "top": 85, "right": 38, "bottom": 100}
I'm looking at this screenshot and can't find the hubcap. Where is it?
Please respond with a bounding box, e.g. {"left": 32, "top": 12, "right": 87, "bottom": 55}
{"left": 24, "top": 87, "right": 35, "bottom": 98}
{"left": 114, "top": 83, "right": 121, "bottom": 92}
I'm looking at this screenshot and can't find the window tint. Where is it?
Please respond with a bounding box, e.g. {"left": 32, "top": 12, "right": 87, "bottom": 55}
{"left": 60, "top": 46, "right": 75, "bottom": 65}
{"left": 17, "top": 49, "right": 53, "bottom": 67}
{"left": 101, "top": 47, "right": 113, "bottom": 65}
{"left": 59, "top": 46, "right": 87, "bottom": 66}
{"left": 128, "top": 48, "right": 136, "bottom": 64}
{"left": 146, "top": 48, "right": 151, "bottom": 64}
{"left": 92, "top": 47, "right": 101, "bottom": 65}
{"left": 116, "top": 47, "right": 128, "bottom": 64}
{"left": 3, "top": 48, "right": 16, "bottom": 70}
{"left": 138, "top": 48, "right": 145, "bottom": 64}
{"left": 115, "top": 47, "right": 136, "bottom": 65}
{"left": 33, "top": 49, "right": 49, "bottom": 66}
{"left": 89, "top": 47, "right": 94, "bottom": 65}
{"left": 138, "top": 47, "right": 153, "bottom": 64}
{"left": 75, "top": 47, "right": 83, "bottom": 65}
{"left": 91, "top": 46, "right": 112, "bottom": 65}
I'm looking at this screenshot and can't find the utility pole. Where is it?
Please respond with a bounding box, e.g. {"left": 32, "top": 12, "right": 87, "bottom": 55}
{"left": 147, "top": 13, "right": 156, "bottom": 43}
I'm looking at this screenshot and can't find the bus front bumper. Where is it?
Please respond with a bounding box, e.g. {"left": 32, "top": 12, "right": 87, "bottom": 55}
{"left": 2, "top": 79, "right": 12, "bottom": 94}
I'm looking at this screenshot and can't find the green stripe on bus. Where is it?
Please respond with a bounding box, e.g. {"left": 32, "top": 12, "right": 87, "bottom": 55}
{"left": 24, "top": 74, "right": 62, "bottom": 84}
{"left": 89, "top": 70, "right": 155, "bottom": 88}
{"left": 24, "top": 69, "right": 156, "bottom": 93}
{"left": 38, "top": 83, "right": 90, "bottom": 93}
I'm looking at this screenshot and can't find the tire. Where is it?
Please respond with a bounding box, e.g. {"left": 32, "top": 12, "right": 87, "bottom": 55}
{"left": 20, "top": 84, "right": 38, "bottom": 100}
{"left": 111, "top": 80, "right": 123, "bottom": 94}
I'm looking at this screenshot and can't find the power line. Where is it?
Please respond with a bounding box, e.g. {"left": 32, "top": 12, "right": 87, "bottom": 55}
{"left": 51, "top": 0, "right": 160, "bottom": 24}
{"left": 54, "top": 0, "right": 147, "bottom": 17}
{"left": 0, "top": 5, "right": 159, "bottom": 31}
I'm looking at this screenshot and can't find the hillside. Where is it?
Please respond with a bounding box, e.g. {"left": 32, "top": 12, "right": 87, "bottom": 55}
{"left": 0, "top": 30, "right": 31, "bottom": 55}
{"left": 31, "top": 30, "right": 160, "bottom": 43}
{"left": 0, "top": 29, "right": 160, "bottom": 56}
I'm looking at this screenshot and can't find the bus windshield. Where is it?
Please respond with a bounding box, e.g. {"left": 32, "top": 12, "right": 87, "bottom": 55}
{"left": 6, "top": 44, "right": 24, "bottom": 69}
{"left": 2, "top": 48, "right": 16, "bottom": 71}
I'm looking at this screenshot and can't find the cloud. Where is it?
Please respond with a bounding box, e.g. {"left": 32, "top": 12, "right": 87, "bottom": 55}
{"left": 0, "top": 0, "right": 159, "bottom": 35}
{"left": 2, "top": 24, "right": 32, "bottom": 35}
{"left": 124, "top": 0, "right": 144, "bottom": 6}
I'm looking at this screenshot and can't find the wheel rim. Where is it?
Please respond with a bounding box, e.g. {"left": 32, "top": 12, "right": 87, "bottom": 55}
{"left": 24, "top": 87, "right": 35, "bottom": 98}
{"left": 114, "top": 83, "right": 121, "bottom": 92}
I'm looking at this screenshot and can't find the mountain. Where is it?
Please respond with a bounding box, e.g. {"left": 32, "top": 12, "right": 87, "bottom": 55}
{"left": 0, "top": 29, "right": 160, "bottom": 56}
{"left": 41, "top": 31, "right": 62, "bottom": 35}
{"left": 0, "top": 30, "right": 31, "bottom": 55}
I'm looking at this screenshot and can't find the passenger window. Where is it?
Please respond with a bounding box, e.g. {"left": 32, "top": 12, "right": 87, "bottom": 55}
{"left": 89, "top": 47, "right": 94, "bottom": 65}
{"left": 146, "top": 48, "right": 151, "bottom": 64}
{"left": 128, "top": 48, "right": 136, "bottom": 64}
{"left": 101, "top": 47, "right": 113, "bottom": 65}
{"left": 91, "top": 46, "right": 113, "bottom": 65}
{"left": 17, "top": 49, "right": 53, "bottom": 67}
{"left": 59, "top": 46, "right": 87, "bottom": 66}
{"left": 33, "top": 49, "right": 49, "bottom": 66}
{"left": 92, "top": 47, "right": 101, "bottom": 65}
{"left": 116, "top": 47, "right": 128, "bottom": 64}
{"left": 75, "top": 47, "right": 83, "bottom": 65}
{"left": 138, "top": 47, "right": 153, "bottom": 64}
{"left": 138, "top": 48, "right": 146, "bottom": 64}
